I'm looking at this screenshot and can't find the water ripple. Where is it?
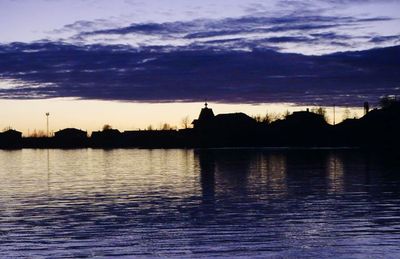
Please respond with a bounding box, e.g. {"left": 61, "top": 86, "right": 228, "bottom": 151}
{"left": 0, "top": 149, "right": 400, "bottom": 258}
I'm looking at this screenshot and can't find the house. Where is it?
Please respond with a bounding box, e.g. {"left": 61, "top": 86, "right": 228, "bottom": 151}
{"left": 0, "top": 129, "right": 22, "bottom": 148}
{"left": 192, "top": 102, "right": 256, "bottom": 130}
{"left": 269, "top": 110, "right": 330, "bottom": 146}
{"left": 192, "top": 102, "right": 215, "bottom": 129}
{"left": 282, "top": 111, "right": 327, "bottom": 127}
{"left": 91, "top": 129, "right": 122, "bottom": 147}
{"left": 213, "top": 113, "right": 257, "bottom": 129}
{"left": 55, "top": 128, "right": 87, "bottom": 139}
{"left": 91, "top": 129, "right": 121, "bottom": 139}
{"left": 0, "top": 129, "right": 22, "bottom": 139}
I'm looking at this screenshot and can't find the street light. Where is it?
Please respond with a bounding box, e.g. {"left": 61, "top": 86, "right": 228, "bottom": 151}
{"left": 46, "top": 112, "right": 50, "bottom": 137}
{"left": 333, "top": 104, "right": 336, "bottom": 125}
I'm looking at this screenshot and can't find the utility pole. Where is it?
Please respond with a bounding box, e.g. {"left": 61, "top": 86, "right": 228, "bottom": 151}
{"left": 46, "top": 112, "right": 50, "bottom": 137}
{"left": 333, "top": 105, "right": 336, "bottom": 125}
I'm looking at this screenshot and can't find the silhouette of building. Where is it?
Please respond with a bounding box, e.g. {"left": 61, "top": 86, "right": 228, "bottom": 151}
{"left": 269, "top": 110, "right": 330, "bottom": 146}
{"left": 91, "top": 129, "right": 122, "bottom": 147}
{"left": 54, "top": 128, "right": 87, "bottom": 143}
{"left": 282, "top": 111, "right": 327, "bottom": 126}
{"left": 192, "top": 102, "right": 256, "bottom": 130}
{"left": 0, "top": 129, "right": 22, "bottom": 148}
{"left": 214, "top": 113, "right": 257, "bottom": 129}
{"left": 91, "top": 129, "right": 121, "bottom": 139}
{"left": 192, "top": 102, "right": 215, "bottom": 129}
{"left": 0, "top": 129, "right": 22, "bottom": 139}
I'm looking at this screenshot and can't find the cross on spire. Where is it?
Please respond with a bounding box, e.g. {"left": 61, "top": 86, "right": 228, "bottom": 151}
{"left": 204, "top": 99, "right": 208, "bottom": 108}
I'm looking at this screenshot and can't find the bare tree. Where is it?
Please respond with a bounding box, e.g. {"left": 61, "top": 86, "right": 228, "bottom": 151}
{"left": 181, "top": 116, "right": 190, "bottom": 129}
{"left": 253, "top": 112, "right": 283, "bottom": 124}
{"left": 342, "top": 108, "right": 351, "bottom": 120}
{"left": 311, "top": 107, "right": 327, "bottom": 120}
{"left": 160, "top": 123, "right": 175, "bottom": 130}
{"left": 253, "top": 114, "right": 265, "bottom": 123}
{"left": 29, "top": 129, "right": 47, "bottom": 137}
{"left": 283, "top": 110, "right": 292, "bottom": 119}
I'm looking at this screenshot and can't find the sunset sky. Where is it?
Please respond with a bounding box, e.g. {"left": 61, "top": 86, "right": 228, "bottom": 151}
{"left": 0, "top": 0, "right": 399, "bottom": 134}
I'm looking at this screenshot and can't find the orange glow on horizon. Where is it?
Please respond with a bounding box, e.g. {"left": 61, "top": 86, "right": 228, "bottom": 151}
{"left": 0, "top": 98, "right": 364, "bottom": 136}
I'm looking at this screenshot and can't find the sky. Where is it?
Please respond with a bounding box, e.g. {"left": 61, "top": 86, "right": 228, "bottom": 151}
{"left": 0, "top": 0, "right": 399, "bottom": 133}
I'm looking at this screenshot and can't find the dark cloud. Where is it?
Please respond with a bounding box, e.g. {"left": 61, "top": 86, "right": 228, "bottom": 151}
{"left": 65, "top": 13, "right": 396, "bottom": 53}
{"left": 51, "top": 19, "right": 116, "bottom": 35}
{"left": 369, "top": 35, "right": 400, "bottom": 43}
{"left": 77, "top": 15, "right": 394, "bottom": 38}
{"left": 81, "top": 20, "right": 198, "bottom": 37}
{"left": 280, "top": 0, "right": 397, "bottom": 8}
{"left": 320, "top": 0, "right": 396, "bottom": 4}
{"left": 259, "top": 36, "right": 316, "bottom": 43}
{"left": 310, "top": 32, "right": 353, "bottom": 40}
{"left": 0, "top": 42, "right": 399, "bottom": 105}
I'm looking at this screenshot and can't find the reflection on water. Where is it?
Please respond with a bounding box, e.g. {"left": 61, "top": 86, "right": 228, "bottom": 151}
{"left": 0, "top": 149, "right": 400, "bottom": 258}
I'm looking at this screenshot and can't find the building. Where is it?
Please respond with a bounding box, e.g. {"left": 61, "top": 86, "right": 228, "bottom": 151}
{"left": 91, "top": 129, "right": 122, "bottom": 147}
{"left": 0, "top": 129, "right": 22, "bottom": 139}
{"left": 213, "top": 113, "right": 257, "bottom": 129}
{"left": 283, "top": 111, "right": 327, "bottom": 126}
{"left": 91, "top": 129, "right": 121, "bottom": 139}
{"left": 0, "top": 129, "right": 22, "bottom": 148}
{"left": 192, "top": 102, "right": 256, "bottom": 130}
{"left": 192, "top": 102, "right": 215, "bottom": 129}
{"left": 54, "top": 128, "right": 87, "bottom": 142}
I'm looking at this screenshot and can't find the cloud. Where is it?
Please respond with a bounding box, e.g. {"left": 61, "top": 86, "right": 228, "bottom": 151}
{"left": 82, "top": 15, "right": 392, "bottom": 37}
{"left": 51, "top": 13, "right": 396, "bottom": 55}
{"left": 0, "top": 42, "right": 399, "bottom": 105}
{"left": 279, "top": 0, "right": 397, "bottom": 8}
{"left": 1, "top": 1, "right": 399, "bottom": 105}
{"left": 369, "top": 35, "right": 400, "bottom": 43}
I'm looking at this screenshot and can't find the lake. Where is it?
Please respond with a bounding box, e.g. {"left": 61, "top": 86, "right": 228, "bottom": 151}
{"left": 0, "top": 148, "right": 400, "bottom": 258}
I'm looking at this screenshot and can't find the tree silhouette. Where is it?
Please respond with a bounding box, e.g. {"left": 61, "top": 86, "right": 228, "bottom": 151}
{"left": 311, "top": 107, "right": 327, "bottom": 121}
{"left": 181, "top": 116, "right": 190, "bottom": 129}
{"left": 253, "top": 112, "right": 283, "bottom": 124}
{"left": 103, "top": 124, "right": 112, "bottom": 131}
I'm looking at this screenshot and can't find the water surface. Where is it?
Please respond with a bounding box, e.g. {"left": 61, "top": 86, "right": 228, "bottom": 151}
{"left": 0, "top": 149, "right": 400, "bottom": 258}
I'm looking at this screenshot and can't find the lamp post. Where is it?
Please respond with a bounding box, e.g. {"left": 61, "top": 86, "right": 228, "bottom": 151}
{"left": 46, "top": 112, "right": 50, "bottom": 137}
{"left": 333, "top": 105, "right": 336, "bottom": 125}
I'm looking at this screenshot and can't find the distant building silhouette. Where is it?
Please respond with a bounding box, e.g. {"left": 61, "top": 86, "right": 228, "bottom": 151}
{"left": 192, "top": 102, "right": 215, "bottom": 129}
{"left": 91, "top": 128, "right": 121, "bottom": 147}
{"left": 1, "top": 129, "right": 22, "bottom": 139}
{"left": 54, "top": 128, "right": 87, "bottom": 147}
{"left": 192, "top": 102, "right": 256, "bottom": 130}
{"left": 284, "top": 110, "right": 326, "bottom": 125}
{"left": 213, "top": 113, "right": 257, "bottom": 129}
{"left": 55, "top": 128, "right": 87, "bottom": 139}
{"left": 0, "top": 129, "right": 22, "bottom": 148}
{"left": 269, "top": 110, "right": 330, "bottom": 146}
{"left": 91, "top": 128, "right": 121, "bottom": 139}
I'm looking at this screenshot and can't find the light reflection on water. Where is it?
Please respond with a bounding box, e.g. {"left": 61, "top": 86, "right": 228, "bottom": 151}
{"left": 0, "top": 149, "right": 400, "bottom": 258}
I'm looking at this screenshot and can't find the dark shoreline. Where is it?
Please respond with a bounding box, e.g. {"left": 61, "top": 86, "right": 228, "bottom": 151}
{"left": 1, "top": 101, "right": 399, "bottom": 150}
